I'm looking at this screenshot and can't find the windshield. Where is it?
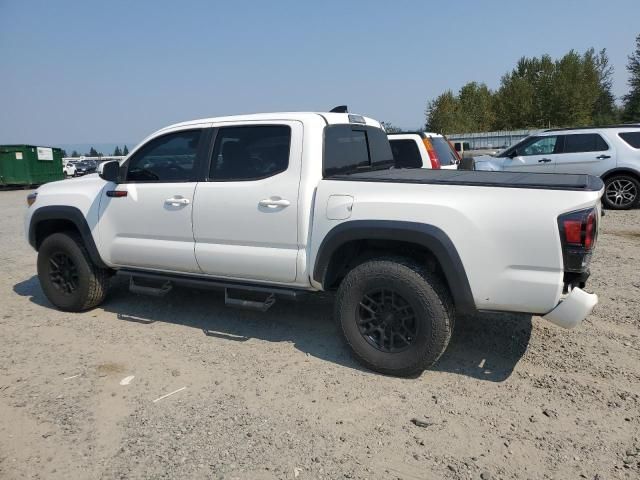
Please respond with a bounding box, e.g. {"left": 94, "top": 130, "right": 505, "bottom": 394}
{"left": 497, "top": 136, "right": 532, "bottom": 157}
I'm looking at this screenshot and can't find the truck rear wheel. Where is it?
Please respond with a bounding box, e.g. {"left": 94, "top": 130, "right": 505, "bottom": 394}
{"left": 37, "top": 232, "right": 109, "bottom": 312}
{"left": 335, "top": 258, "right": 453, "bottom": 377}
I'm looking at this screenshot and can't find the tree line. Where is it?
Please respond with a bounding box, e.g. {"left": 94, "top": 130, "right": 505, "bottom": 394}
{"left": 425, "top": 34, "right": 640, "bottom": 134}
{"left": 65, "top": 145, "right": 130, "bottom": 157}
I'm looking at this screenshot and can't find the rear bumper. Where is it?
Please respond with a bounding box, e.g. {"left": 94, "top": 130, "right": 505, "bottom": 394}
{"left": 542, "top": 287, "right": 598, "bottom": 329}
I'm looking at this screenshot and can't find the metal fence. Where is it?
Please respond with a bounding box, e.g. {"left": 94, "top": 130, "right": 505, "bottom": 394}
{"left": 447, "top": 129, "right": 543, "bottom": 149}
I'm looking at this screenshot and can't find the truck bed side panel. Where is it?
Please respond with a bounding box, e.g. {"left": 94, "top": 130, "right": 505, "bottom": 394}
{"left": 310, "top": 178, "right": 602, "bottom": 314}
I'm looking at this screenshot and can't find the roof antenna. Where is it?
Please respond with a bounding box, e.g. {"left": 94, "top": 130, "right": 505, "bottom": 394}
{"left": 329, "top": 105, "right": 348, "bottom": 113}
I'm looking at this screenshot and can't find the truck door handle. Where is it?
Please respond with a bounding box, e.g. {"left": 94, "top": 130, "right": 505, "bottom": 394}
{"left": 259, "top": 198, "right": 290, "bottom": 208}
{"left": 164, "top": 197, "right": 190, "bottom": 206}
{"left": 596, "top": 154, "right": 611, "bottom": 160}
{"left": 538, "top": 158, "right": 552, "bottom": 163}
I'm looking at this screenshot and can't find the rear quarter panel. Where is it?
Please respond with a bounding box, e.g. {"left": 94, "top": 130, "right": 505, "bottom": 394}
{"left": 310, "top": 180, "right": 602, "bottom": 314}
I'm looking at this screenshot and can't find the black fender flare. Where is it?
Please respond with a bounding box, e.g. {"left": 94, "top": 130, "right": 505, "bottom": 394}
{"left": 313, "top": 220, "right": 476, "bottom": 314}
{"left": 29, "top": 205, "right": 107, "bottom": 269}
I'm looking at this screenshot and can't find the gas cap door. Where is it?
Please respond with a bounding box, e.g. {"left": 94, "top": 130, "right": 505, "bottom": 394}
{"left": 326, "top": 195, "right": 354, "bottom": 220}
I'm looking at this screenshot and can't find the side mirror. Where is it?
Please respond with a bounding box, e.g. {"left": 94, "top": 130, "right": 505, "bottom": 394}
{"left": 507, "top": 149, "right": 519, "bottom": 159}
{"left": 99, "top": 161, "right": 120, "bottom": 183}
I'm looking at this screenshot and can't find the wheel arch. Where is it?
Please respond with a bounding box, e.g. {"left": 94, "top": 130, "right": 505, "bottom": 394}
{"left": 600, "top": 168, "right": 640, "bottom": 183}
{"left": 313, "top": 220, "right": 476, "bottom": 314}
{"left": 29, "top": 206, "right": 107, "bottom": 269}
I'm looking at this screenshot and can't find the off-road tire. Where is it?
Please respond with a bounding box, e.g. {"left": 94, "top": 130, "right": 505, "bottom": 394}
{"left": 37, "top": 232, "right": 109, "bottom": 311}
{"left": 602, "top": 175, "right": 639, "bottom": 210}
{"left": 335, "top": 258, "right": 454, "bottom": 377}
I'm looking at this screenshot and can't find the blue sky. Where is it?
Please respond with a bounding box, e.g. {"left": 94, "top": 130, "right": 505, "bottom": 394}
{"left": 1, "top": 0, "right": 639, "bottom": 149}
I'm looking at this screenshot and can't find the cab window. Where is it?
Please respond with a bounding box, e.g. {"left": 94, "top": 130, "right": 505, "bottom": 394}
{"left": 209, "top": 125, "right": 291, "bottom": 181}
{"left": 126, "top": 130, "right": 202, "bottom": 182}
{"left": 520, "top": 136, "right": 558, "bottom": 156}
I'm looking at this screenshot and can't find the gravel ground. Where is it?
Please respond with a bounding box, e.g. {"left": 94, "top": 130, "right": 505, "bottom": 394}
{"left": 0, "top": 188, "right": 639, "bottom": 480}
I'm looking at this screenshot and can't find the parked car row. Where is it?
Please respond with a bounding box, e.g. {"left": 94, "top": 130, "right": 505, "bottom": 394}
{"left": 386, "top": 125, "right": 640, "bottom": 210}
{"left": 469, "top": 126, "right": 640, "bottom": 210}
{"left": 63, "top": 159, "right": 98, "bottom": 177}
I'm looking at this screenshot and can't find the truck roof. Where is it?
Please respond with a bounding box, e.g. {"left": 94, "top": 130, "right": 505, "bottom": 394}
{"left": 158, "top": 112, "right": 381, "bottom": 132}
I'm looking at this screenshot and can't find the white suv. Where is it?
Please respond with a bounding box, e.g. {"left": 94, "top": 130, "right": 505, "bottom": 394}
{"left": 474, "top": 125, "right": 640, "bottom": 209}
{"left": 388, "top": 132, "right": 460, "bottom": 170}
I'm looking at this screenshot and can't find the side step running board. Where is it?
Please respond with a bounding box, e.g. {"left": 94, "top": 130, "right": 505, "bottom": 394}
{"left": 129, "top": 277, "right": 172, "bottom": 297}
{"left": 225, "top": 289, "right": 276, "bottom": 312}
{"left": 118, "top": 270, "right": 309, "bottom": 311}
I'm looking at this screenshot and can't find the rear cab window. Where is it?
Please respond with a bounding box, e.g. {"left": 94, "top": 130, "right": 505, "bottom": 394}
{"left": 619, "top": 131, "right": 640, "bottom": 149}
{"left": 209, "top": 125, "right": 291, "bottom": 181}
{"left": 323, "top": 125, "right": 394, "bottom": 177}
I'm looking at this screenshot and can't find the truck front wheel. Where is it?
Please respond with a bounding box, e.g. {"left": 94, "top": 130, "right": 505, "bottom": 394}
{"left": 335, "top": 258, "right": 453, "bottom": 377}
{"left": 37, "top": 232, "right": 110, "bottom": 312}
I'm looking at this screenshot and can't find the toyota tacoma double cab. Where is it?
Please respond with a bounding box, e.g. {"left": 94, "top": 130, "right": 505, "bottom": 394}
{"left": 25, "top": 110, "right": 602, "bottom": 376}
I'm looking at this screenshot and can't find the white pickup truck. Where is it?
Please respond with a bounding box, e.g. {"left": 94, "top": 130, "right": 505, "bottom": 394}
{"left": 24, "top": 111, "right": 602, "bottom": 376}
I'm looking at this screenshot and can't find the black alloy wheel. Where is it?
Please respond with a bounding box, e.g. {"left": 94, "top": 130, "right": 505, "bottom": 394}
{"left": 48, "top": 252, "right": 79, "bottom": 295}
{"left": 358, "top": 288, "right": 418, "bottom": 353}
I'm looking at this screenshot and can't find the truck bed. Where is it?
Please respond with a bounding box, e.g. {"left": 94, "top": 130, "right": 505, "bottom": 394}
{"left": 330, "top": 168, "right": 603, "bottom": 191}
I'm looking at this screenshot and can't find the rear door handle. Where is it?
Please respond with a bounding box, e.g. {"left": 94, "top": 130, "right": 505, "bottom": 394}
{"left": 164, "top": 197, "right": 190, "bottom": 206}
{"left": 596, "top": 154, "right": 611, "bottom": 160}
{"left": 259, "top": 198, "right": 290, "bottom": 208}
{"left": 538, "top": 158, "right": 552, "bottom": 163}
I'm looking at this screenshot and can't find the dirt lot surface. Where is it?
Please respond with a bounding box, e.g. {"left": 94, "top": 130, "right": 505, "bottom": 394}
{"left": 1, "top": 188, "right": 639, "bottom": 480}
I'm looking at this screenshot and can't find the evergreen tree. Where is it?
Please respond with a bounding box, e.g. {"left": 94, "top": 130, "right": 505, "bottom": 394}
{"left": 623, "top": 33, "right": 640, "bottom": 122}
{"left": 458, "top": 82, "right": 495, "bottom": 131}
{"left": 425, "top": 90, "right": 465, "bottom": 134}
{"left": 426, "top": 46, "right": 619, "bottom": 132}
{"left": 113, "top": 146, "right": 122, "bottom": 156}
{"left": 494, "top": 72, "right": 535, "bottom": 129}
{"left": 88, "top": 147, "right": 99, "bottom": 156}
{"left": 71, "top": 150, "right": 79, "bottom": 157}
{"left": 591, "top": 48, "right": 618, "bottom": 125}
{"left": 123, "top": 145, "right": 129, "bottom": 155}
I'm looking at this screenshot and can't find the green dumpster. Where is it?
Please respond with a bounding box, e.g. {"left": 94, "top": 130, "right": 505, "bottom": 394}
{"left": 0, "top": 145, "right": 64, "bottom": 187}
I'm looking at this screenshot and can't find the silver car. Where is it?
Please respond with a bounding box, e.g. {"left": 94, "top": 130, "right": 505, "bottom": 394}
{"left": 472, "top": 125, "right": 640, "bottom": 209}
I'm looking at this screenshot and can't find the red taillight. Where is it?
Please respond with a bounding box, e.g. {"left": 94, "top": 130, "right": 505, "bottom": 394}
{"left": 422, "top": 137, "right": 441, "bottom": 169}
{"left": 563, "top": 220, "right": 583, "bottom": 245}
{"left": 558, "top": 208, "right": 598, "bottom": 275}
{"left": 561, "top": 210, "right": 597, "bottom": 250}
{"left": 584, "top": 211, "right": 596, "bottom": 249}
